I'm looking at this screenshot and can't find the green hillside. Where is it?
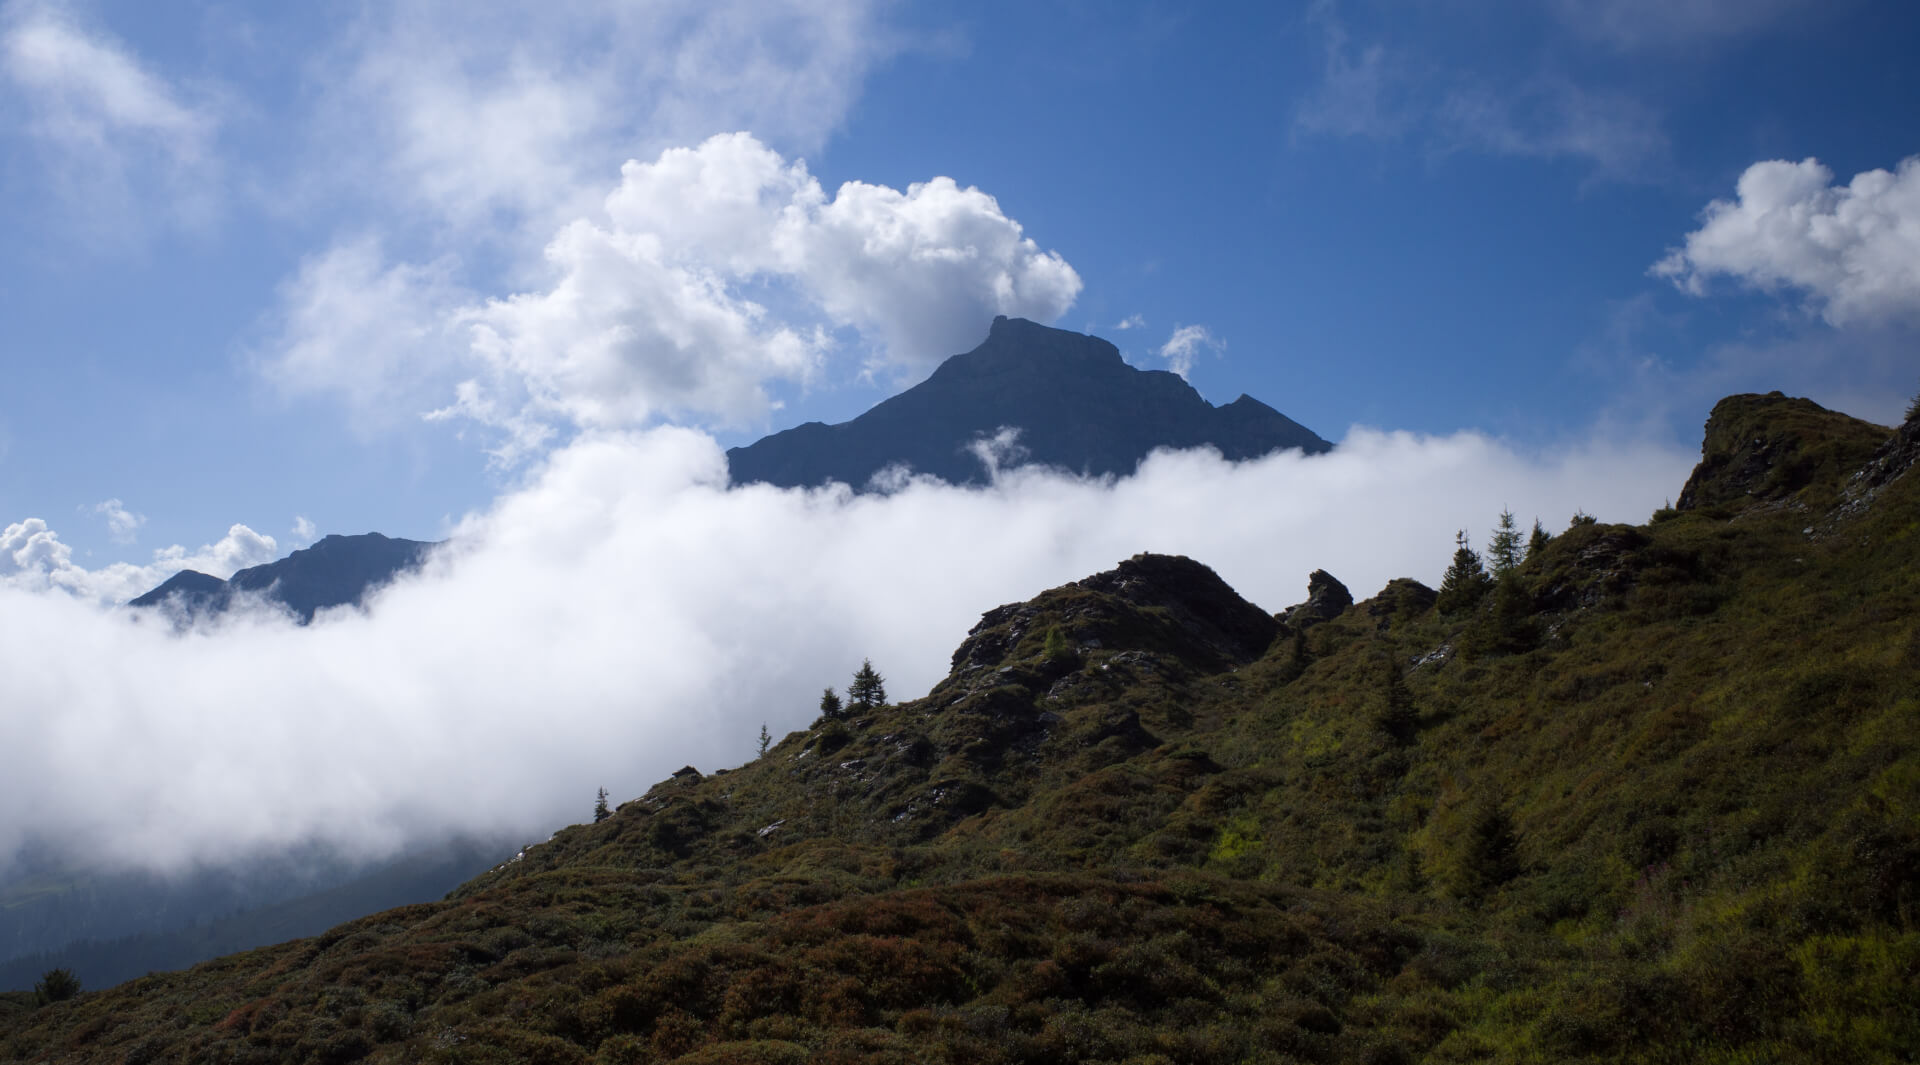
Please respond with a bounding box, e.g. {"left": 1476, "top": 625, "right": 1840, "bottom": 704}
{"left": 6, "top": 392, "right": 1916, "bottom": 1065}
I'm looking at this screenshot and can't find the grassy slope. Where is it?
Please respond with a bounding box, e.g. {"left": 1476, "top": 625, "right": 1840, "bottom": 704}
{"left": 5, "top": 393, "right": 1916, "bottom": 1065}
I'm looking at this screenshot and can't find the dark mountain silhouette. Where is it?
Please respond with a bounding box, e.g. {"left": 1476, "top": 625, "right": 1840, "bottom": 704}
{"left": 727, "top": 316, "right": 1331, "bottom": 489}
{"left": 0, "top": 837, "right": 510, "bottom": 994}
{"left": 129, "top": 532, "right": 436, "bottom": 623}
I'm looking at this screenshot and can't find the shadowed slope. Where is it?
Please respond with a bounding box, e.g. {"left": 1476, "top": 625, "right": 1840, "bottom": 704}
{"left": 727, "top": 316, "right": 1330, "bottom": 490}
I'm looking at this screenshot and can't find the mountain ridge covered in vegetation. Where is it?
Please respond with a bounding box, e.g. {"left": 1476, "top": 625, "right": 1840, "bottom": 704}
{"left": 7, "top": 391, "right": 1916, "bottom": 1064}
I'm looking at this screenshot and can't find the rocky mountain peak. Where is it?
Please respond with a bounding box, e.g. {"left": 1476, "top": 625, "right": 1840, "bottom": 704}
{"left": 1675, "top": 391, "right": 1888, "bottom": 513}
{"left": 727, "top": 318, "right": 1330, "bottom": 490}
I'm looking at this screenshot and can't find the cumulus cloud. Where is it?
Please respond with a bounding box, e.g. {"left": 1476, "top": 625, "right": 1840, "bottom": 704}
{"left": 0, "top": 0, "right": 220, "bottom": 229}
{"left": 2, "top": 518, "right": 276, "bottom": 605}
{"left": 281, "top": 134, "right": 1081, "bottom": 452}
{"left": 0, "top": 426, "right": 1690, "bottom": 874}
{"left": 1653, "top": 156, "right": 1920, "bottom": 326}
{"left": 1115, "top": 314, "right": 1145, "bottom": 331}
{"left": 1158, "top": 325, "right": 1222, "bottom": 379}
{"left": 89, "top": 498, "right": 144, "bottom": 544}
{"left": 292, "top": 516, "right": 317, "bottom": 543}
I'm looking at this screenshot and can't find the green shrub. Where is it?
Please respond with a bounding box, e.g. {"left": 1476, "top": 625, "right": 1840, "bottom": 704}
{"left": 32, "top": 968, "right": 80, "bottom": 1006}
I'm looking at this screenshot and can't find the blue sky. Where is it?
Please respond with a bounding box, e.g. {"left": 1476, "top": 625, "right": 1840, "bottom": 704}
{"left": 3, "top": 0, "right": 1916, "bottom": 584}
{"left": 3, "top": 0, "right": 1918, "bottom": 871}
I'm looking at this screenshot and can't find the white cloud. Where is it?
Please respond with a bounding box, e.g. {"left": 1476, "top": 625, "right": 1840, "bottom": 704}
{"left": 292, "top": 516, "right": 317, "bottom": 543}
{"left": 280, "top": 134, "right": 1081, "bottom": 452}
{"left": 1292, "top": 9, "right": 1410, "bottom": 143}
{"left": 2, "top": 518, "right": 276, "bottom": 605}
{"left": 264, "top": 2, "right": 904, "bottom": 451}
{"left": 1653, "top": 156, "right": 1920, "bottom": 326}
{"left": 0, "top": 425, "right": 1690, "bottom": 874}
{"left": 1554, "top": 0, "right": 1815, "bottom": 49}
{"left": 1436, "top": 79, "right": 1666, "bottom": 179}
{"left": 1158, "top": 324, "right": 1222, "bottom": 379}
{"left": 89, "top": 498, "right": 144, "bottom": 544}
{"left": 316, "top": 0, "right": 888, "bottom": 239}
{"left": 1292, "top": 8, "right": 1666, "bottom": 180}
{"left": 262, "top": 237, "right": 475, "bottom": 431}
{"left": 0, "top": 0, "right": 220, "bottom": 230}
{"left": 1115, "top": 314, "right": 1145, "bottom": 331}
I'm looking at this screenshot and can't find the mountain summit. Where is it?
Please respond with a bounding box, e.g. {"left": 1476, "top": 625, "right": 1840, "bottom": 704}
{"left": 129, "top": 532, "right": 435, "bottom": 623}
{"left": 727, "top": 316, "right": 1331, "bottom": 489}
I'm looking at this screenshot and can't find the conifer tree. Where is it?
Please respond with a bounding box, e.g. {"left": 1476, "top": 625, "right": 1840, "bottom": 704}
{"left": 1435, "top": 530, "right": 1492, "bottom": 614}
{"left": 848, "top": 659, "right": 886, "bottom": 709}
{"left": 819, "top": 687, "right": 844, "bottom": 720}
{"left": 1042, "top": 625, "right": 1071, "bottom": 662}
{"left": 1279, "top": 626, "right": 1311, "bottom": 682}
{"left": 1375, "top": 660, "right": 1417, "bottom": 746}
{"left": 1527, "top": 518, "right": 1550, "bottom": 561}
{"left": 1457, "top": 801, "right": 1521, "bottom": 900}
{"left": 757, "top": 723, "right": 771, "bottom": 757}
{"left": 34, "top": 967, "right": 80, "bottom": 1005}
{"left": 593, "top": 787, "right": 610, "bottom": 823}
{"left": 1487, "top": 509, "right": 1523, "bottom": 575}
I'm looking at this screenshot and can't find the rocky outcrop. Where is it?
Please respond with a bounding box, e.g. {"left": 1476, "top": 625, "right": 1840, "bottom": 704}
{"left": 1676, "top": 392, "right": 1888, "bottom": 513}
{"left": 1837, "top": 398, "right": 1920, "bottom": 518}
{"left": 1280, "top": 569, "right": 1352, "bottom": 630}
{"left": 942, "top": 553, "right": 1278, "bottom": 693}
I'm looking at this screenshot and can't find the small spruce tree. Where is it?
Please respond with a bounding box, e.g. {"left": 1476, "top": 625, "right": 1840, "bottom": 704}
{"left": 593, "top": 787, "right": 610, "bottom": 823}
{"left": 34, "top": 967, "right": 80, "bottom": 1005}
{"left": 1569, "top": 510, "right": 1597, "bottom": 529}
{"left": 1279, "top": 626, "right": 1311, "bottom": 682}
{"left": 1375, "top": 660, "right": 1417, "bottom": 746}
{"left": 819, "top": 687, "right": 844, "bottom": 720}
{"left": 1456, "top": 801, "right": 1521, "bottom": 900}
{"left": 1527, "top": 518, "right": 1551, "bottom": 561}
{"left": 1487, "top": 509, "right": 1523, "bottom": 575}
{"left": 1471, "top": 572, "right": 1538, "bottom": 656}
{"left": 848, "top": 659, "right": 886, "bottom": 710}
{"left": 1042, "top": 624, "right": 1072, "bottom": 662}
{"left": 1435, "top": 530, "right": 1492, "bottom": 614}
{"left": 757, "top": 722, "right": 771, "bottom": 757}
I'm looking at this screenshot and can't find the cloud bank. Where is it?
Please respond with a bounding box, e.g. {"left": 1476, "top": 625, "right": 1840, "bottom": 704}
{"left": 1655, "top": 156, "right": 1920, "bottom": 326}
{"left": 0, "top": 426, "right": 1691, "bottom": 875}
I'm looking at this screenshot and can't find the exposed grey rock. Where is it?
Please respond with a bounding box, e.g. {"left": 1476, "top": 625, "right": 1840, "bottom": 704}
{"left": 1282, "top": 569, "right": 1352, "bottom": 629}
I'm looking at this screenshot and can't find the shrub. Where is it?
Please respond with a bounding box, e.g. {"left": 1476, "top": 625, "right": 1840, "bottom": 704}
{"left": 33, "top": 968, "right": 80, "bottom": 1006}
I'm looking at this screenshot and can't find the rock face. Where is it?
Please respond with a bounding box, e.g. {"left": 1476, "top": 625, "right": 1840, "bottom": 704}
{"left": 939, "top": 553, "right": 1279, "bottom": 701}
{"left": 1676, "top": 392, "right": 1888, "bottom": 513}
{"left": 727, "top": 316, "right": 1331, "bottom": 490}
{"left": 1281, "top": 569, "right": 1353, "bottom": 630}
{"left": 129, "top": 532, "right": 436, "bottom": 623}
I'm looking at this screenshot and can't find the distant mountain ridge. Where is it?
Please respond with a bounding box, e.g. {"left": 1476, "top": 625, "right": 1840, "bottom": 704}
{"left": 727, "top": 316, "right": 1331, "bottom": 489}
{"left": 129, "top": 532, "right": 436, "bottom": 622}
